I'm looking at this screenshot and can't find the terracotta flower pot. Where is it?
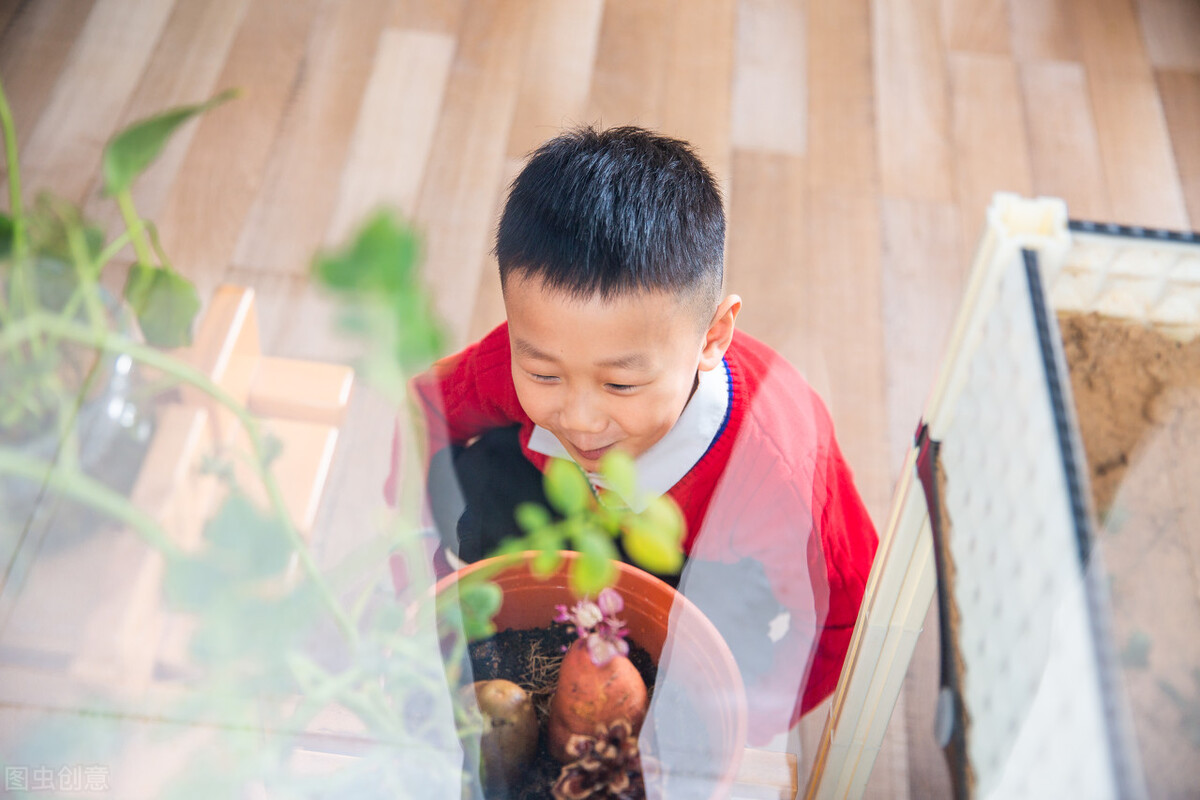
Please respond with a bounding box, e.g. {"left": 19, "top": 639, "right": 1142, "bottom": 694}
{"left": 436, "top": 551, "right": 747, "bottom": 800}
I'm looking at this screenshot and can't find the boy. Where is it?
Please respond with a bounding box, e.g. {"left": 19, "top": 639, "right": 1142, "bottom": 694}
{"left": 396, "top": 126, "right": 878, "bottom": 745}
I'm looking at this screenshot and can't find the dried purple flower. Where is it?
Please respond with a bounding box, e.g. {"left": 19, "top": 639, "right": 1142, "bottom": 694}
{"left": 597, "top": 587, "right": 623, "bottom": 616}
{"left": 555, "top": 589, "right": 631, "bottom": 666}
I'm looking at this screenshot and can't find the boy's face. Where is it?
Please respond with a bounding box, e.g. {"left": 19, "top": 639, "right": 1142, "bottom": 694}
{"left": 504, "top": 274, "right": 737, "bottom": 472}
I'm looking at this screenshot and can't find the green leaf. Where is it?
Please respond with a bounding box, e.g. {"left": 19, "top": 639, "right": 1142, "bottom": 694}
{"left": 203, "top": 492, "right": 294, "bottom": 579}
{"left": 530, "top": 521, "right": 562, "bottom": 547}
{"left": 640, "top": 494, "right": 687, "bottom": 540}
{"left": 123, "top": 262, "right": 200, "bottom": 346}
{"left": 163, "top": 556, "right": 230, "bottom": 612}
{"left": 621, "top": 496, "right": 686, "bottom": 575}
{"left": 575, "top": 523, "right": 619, "bottom": 564}
{"left": 313, "top": 211, "right": 422, "bottom": 296}
{"left": 531, "top": 548, "right": 562, "bottom": 577}
{"left": 514, "top": 501, "right": 551, "bottom": 533}
{"left": 313, "top": 211, "right": 446, "bottom": 372}
{"left": 599, "top": 450, "right": 637, "bottom": 500}
{"left": 622, "top": 525, "right": 683, "bottom": 575}
{"left": 594, "top": 500, "right": 624, "bottom": 534}
{"left": 102, "top": 89, "right": 238, "bottom": 196}
{"left": 570, "top": 542, "right": 617, "bottom": 596}
{"left": 456, "top": 580, "right": 503, "bottom": 642}
{"left": 544, "top": 458, "right": 591, "bottom": 515}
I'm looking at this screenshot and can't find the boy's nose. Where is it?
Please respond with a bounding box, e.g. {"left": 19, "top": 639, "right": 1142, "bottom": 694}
{"left": 560, "top": 390, "right": 606, "bottom": 434}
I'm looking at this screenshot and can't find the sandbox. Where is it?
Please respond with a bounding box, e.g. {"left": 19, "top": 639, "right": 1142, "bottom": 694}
{"left": 806, "top": 196, "right": 1199, "bottom": 800}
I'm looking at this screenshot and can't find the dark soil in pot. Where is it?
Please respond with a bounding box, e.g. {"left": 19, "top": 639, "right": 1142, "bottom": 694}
{"left": 464, "top": 625, "right": 715, "bottom": 800}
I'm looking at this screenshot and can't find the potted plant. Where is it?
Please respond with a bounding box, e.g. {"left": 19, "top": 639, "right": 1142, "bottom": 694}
{"left": 434, "top": 455, "right": 748, "bottom": 800}
{"left": 441, "top": 553, "right": 748, "bottom": 800}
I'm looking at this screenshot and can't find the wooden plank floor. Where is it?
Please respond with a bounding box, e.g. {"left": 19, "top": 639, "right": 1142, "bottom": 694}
{"left": 2, "top": 1, "right": 1196, "bottom": 797}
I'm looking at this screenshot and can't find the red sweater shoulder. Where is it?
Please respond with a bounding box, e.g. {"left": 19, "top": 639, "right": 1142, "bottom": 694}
{"left": 410, "top": 322, "right": 531, "bottom": 455}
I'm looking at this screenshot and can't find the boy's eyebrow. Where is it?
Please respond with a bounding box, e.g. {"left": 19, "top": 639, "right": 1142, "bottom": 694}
{"left": 512, "top": 338, "right": 649, "bottom": 370}
{"left": 512, "top": 337, "right": 557, "bottom": 362}
{"left": 596, "top": 352, "right": 650, "bottom": 370}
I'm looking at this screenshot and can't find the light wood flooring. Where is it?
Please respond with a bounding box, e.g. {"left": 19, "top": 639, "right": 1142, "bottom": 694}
{"left": 1, "top": 0, "right": 1197, "bottom": 797}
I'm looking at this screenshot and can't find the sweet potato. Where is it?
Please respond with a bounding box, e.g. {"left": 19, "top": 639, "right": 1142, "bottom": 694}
{"left": 547, "top": 639, "right": 648, "bottom": 762}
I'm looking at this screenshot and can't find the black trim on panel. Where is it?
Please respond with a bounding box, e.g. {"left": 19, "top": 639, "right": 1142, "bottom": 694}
{"left": 1022, "top": 248, "right": 1145, "bottom": 800}
{"left": 1068, "top": 219, "right": 1199, "bottom": 244}
{"left": 1022, "top": 249, "right": 1092, "bottom": 566}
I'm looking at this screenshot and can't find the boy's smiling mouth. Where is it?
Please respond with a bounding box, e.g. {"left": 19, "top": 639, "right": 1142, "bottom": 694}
{"left": 569, "top": 441, "right": 615, "bottom": 463}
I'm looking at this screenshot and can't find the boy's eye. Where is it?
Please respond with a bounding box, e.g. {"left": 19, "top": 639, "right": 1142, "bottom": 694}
{"left": 529, "top": 373, "right": 558, "bottom": 383}
{"left": 605, "top": 383, "right": 638, "bottom": 393}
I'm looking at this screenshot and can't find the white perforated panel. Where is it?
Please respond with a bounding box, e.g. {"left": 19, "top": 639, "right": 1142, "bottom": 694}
{"left": 938, "top": 248, "right": 1117, "bottom": 799}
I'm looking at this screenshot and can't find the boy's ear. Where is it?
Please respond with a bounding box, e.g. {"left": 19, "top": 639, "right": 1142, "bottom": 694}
{"left": 699, "top": 294, "right": 741, "bottom": 371}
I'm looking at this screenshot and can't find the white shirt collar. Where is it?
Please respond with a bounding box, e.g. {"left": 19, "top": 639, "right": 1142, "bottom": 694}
{"left": 527, "top": 359, "right": 731, "bottom": 511}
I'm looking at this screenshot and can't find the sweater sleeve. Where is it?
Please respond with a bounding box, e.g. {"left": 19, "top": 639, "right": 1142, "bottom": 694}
{"left": 410, "top": 323, "right": 528, "bottom": 456}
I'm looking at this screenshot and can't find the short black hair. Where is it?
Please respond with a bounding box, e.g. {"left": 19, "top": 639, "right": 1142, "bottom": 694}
{"left": 496, "top": 126, "right": 724, "bottom": 313}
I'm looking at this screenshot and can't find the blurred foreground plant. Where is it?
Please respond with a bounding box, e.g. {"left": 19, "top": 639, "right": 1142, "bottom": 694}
{"left": 0, "top": 72, "right": 685, "bottom": 798}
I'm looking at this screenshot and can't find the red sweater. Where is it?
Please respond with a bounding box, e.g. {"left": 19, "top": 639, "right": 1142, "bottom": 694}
{"left": 404, "top": 323, "right": 878, "bottom": 742}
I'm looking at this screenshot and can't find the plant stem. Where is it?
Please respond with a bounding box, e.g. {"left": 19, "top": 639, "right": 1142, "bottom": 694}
{"left": 0, "top": 78, "right": 26, "bottom": 262}
{"left": 116, "top": 190, "right": 155, "bottom": 268}
{"left": 95, "top": 228, "right": 135, "bottom": 271}
{"left": 0, "top": 449, "right": 180, "bottom": 558}
{"left": 0, "top": 312, "right": 357, "bottom": 644}
{"left": 146, "top": 221, "right": 175, "bottom": 272}
{"left": 64, "top": 209, "right": 109, "bottom": 330}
